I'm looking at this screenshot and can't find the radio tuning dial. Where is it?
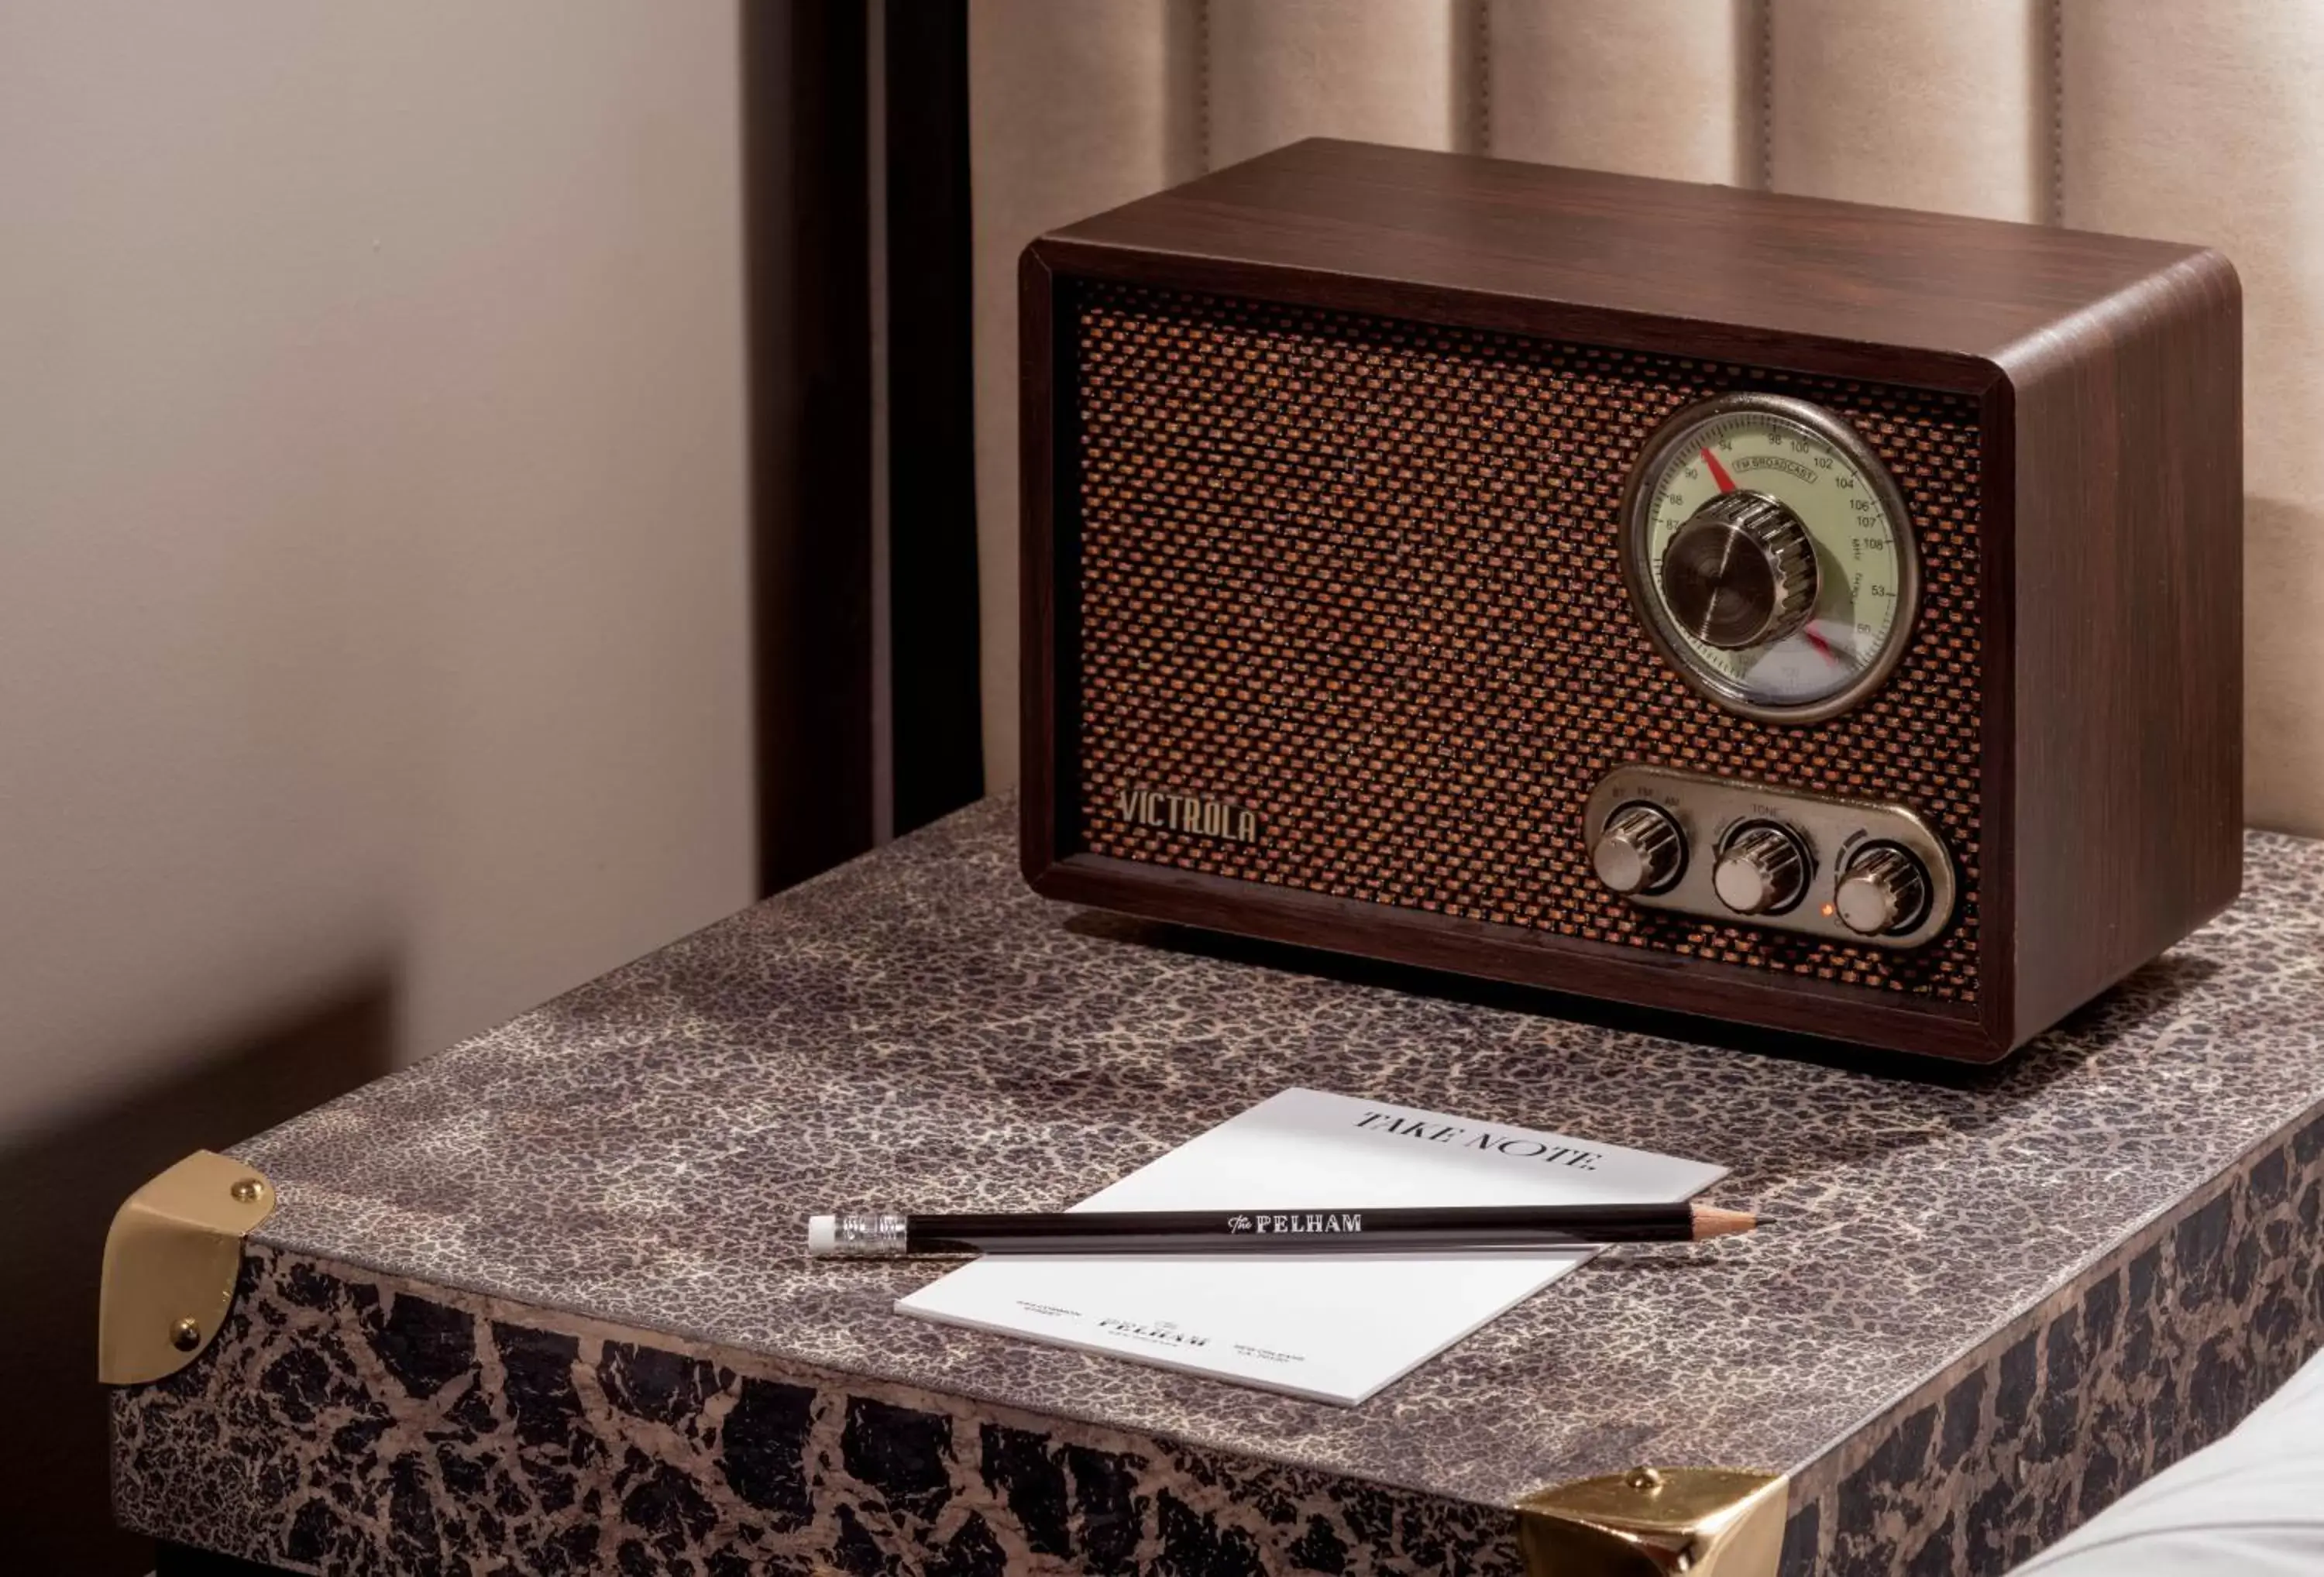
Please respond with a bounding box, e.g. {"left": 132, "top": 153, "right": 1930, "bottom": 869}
{"left": 1659, "top": 492, "right": 1820, "bottom": 651}
{"left": 1592, "top": 802, "right": 1685, "bottom": 895}
{"left": 1834, "top": 843, "right": 1931, "bottom": 937}
{"left": 1713, "top": 823, "right": 1810, "bottom": 916}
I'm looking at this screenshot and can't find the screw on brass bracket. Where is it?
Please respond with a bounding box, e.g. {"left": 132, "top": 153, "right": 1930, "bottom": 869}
{"left": 99, "top": 1150, "right": 277, "bottom": 1386}
{"left": 1515, "top": 1466, "right": 1789, "bottom": 1577}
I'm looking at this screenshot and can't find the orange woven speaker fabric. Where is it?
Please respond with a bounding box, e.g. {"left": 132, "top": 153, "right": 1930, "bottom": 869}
{"left": 1073, "top": 283, "right": 1985, "bottom": 1002}
{"left": 1021, "top": 140, "right": 2242, "bottom": 1063}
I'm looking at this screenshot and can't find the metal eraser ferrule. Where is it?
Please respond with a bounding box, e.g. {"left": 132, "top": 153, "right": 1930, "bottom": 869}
{"left": 810, "top": 1213, "right": 906, "bottom": 1257}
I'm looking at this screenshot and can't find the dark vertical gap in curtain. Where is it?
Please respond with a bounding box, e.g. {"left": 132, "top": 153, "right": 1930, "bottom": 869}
{"left": 882, "top": 0, "right": 985, "bottom": 834}
{"left": 745, "top": 1, "right": 875, "bottom": 894}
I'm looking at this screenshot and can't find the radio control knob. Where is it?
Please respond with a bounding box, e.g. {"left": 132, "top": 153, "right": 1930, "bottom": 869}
{"left": 1834, "top": 843, "right": 1930, "bottom": 937}
{"left": 1659, "top": 491, "right": 1820, "bottom": 650}
{"left": 1713, "top": 824, "right": 1810, "bottom": 916}
{"left": 1592, "top": 802, "right": 1685, "bottom": 895}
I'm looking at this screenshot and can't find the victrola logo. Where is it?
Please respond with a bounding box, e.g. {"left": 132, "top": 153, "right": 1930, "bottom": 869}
{"left": 1116, "top": 785, "right": 1260, "bottom": 843}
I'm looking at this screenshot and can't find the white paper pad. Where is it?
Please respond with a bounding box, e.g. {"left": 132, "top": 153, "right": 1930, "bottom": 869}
{"left": 894, "top": 1087, "right": 1726, "bottom": 1405}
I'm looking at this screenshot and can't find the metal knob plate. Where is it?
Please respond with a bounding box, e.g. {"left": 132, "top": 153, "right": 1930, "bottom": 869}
{"left": 1582, "top": 764, "right": 1957, "bottom": 951}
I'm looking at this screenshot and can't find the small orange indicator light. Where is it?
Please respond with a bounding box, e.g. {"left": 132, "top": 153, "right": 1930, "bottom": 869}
{"left": 1820, "top": 903, "right": 1836, "bottom": 917}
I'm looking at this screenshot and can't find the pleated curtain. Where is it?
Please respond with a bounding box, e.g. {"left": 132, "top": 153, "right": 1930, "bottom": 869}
{"left": 970, "top": 0, "right": 2324, "bottom": 835}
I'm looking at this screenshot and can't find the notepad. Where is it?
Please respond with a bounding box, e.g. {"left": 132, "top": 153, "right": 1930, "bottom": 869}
{"left": 895, "top": 1087, "right": 1727, "bottom": 1405}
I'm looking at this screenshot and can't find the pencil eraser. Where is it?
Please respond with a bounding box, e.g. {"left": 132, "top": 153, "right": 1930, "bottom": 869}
{"left": 806, "top": 1215, "right": 837, "bottom": 1256}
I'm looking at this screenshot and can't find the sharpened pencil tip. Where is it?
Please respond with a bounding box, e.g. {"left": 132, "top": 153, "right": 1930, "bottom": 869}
{"left": 1689, "top": 1205, "right": 1762, "bottom": 1239}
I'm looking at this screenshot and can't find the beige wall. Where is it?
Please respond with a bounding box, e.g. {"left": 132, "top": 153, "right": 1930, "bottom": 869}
{"left": 0, "top": 0, "right": 754, "bottom": 1148}
{"left": 972, "top": 0, "right": 2324, "bottom": 836}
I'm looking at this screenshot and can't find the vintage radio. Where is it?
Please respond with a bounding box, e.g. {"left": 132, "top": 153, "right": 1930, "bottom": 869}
{"left": 1019, "top": 139, "right": 2241, "bottom": 1063}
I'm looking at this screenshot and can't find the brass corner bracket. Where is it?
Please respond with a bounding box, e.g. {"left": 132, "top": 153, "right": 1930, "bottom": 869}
{"left": 99, "top": 1150, "right": 277, "bottom": 1386}
{"left": 1516, "top": 1466, "right": 1789, "bottom": 1577}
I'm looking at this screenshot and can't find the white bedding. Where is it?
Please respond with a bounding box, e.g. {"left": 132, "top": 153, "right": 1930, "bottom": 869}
{"left": 2015, "top": 1345, "right": 2324, "bottom": 1574}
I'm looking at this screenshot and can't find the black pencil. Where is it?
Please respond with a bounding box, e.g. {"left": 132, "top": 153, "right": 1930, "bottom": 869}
{"left": 806, "top": 1202, "right": 1760, "bottom": 1258}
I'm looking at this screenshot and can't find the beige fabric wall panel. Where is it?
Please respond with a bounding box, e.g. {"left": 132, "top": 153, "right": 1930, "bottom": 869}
{"left": 2060, "top": 2, "right": 2323, "bottom": 834}
{"left": 0, "top": 1, "right": 752, "bottom": 1143}
{"left": 1207, "top": 0, "right": 1466, "bottom": 169}
{"left": 1767, "top": 0, "right": 2042, "bottom": 220}
{"left": 1485, "top": 0, "right": 1750, "bottom": 184}
{"left": 969, "top": 3, "right": 2318, "bottom": 833}
{"left": 969, "top": 0, "right": 1201, "bottom": 785}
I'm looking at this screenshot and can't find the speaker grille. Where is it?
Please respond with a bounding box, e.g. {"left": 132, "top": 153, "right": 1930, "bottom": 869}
{"left": 1071, "top": 283, "right": 1984, "bottom": 1003}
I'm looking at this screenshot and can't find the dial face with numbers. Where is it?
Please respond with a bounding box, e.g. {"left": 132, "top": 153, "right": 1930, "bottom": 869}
{"left": 1619, "top": 393, "right": 1920, "bottom": 723}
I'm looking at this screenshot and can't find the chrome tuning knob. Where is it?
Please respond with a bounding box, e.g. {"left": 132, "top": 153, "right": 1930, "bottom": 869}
{"left": 1834, "top": 843, "right": 1931, "bottom": 938}
{"left": 1712, "top": 823, "right": 1810, "bottom": 916}
{"left": 1592, "top": 802, "right": 1686, "bottom": 895}
{"left": 1658, "top": 491, "right": 1820, "bottom": 651}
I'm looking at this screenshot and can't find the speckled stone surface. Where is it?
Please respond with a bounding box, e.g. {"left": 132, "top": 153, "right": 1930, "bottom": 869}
{"left": 115, "top": 1248, "right": 1519, "bottom": 1576}
{"left": 112, "top": 795, "right": 2324, "bottom": 1575}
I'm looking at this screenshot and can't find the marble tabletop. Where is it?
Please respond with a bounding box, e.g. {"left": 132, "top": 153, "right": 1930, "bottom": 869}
{"left": 215, "top": 794, "right": 2324, "bottom": 1520}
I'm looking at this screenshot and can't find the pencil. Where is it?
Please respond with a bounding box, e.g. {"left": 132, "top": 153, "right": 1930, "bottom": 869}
{"left": 806, "top": 1202, "right": 1761, "bottom": 1258}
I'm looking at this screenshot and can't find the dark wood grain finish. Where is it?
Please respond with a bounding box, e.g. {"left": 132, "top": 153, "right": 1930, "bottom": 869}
{"left": 1999, "top": 251, "right": 2243, "bottom": 1041}
{"left": 1021, "top": 139, "right": 2242, "bottom": 1063}
{"left": 1041, "top": 139, "right": 2204, "bottom": 389}
{"left": 1017, "top": 247, "right": 1066, "bottom": 895}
